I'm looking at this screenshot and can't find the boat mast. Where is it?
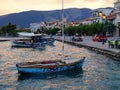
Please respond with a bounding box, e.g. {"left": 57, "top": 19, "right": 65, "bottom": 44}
{"left": 62, "top": 0, "right": 64, "bottom": 61}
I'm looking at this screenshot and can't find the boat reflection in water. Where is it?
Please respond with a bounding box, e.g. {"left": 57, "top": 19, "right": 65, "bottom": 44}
{"left": 18, "top": 67, "right": 83, "bottom": 80}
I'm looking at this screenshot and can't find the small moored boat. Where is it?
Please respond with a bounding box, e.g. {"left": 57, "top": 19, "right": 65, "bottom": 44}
{"left": 12, "top": 32, "right": 54, "bottom": 48}
{"left": 16, "top": 57, "right": 85, "bottom": 74}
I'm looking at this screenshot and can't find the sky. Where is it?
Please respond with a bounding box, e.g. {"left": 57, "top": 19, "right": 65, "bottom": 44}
{"left": 0, "top": 0, "right": 115, "bottom": 16}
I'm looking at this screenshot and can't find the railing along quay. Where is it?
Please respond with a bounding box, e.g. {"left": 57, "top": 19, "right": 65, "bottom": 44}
{"left": 54, "top": 36, "right": 120, "bottom": 60}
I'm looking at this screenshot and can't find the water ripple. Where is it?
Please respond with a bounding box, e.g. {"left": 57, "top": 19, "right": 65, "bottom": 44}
{"left": 0, "top": 41, "right": 120, "bottom": 90}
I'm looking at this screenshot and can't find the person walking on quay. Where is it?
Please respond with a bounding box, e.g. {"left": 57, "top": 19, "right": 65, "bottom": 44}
{"left": 102, "top": 37, "right": 105, "bottom": 45}
{"left": 108, "top": 40, "right": 110, "bottom": 48}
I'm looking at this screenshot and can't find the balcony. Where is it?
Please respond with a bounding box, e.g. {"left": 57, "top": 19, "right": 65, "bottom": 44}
{"left": 115, "top": 10, "right": 120, "bottom": 14}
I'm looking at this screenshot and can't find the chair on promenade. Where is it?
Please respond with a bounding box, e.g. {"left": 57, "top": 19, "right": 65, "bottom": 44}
{"left": 109, "top": 40, "right": 116, "bottom": 48}
{"left": 115, "top": 40, "right": 119, "bottom": 48}
{"left": 109, "top": 40, "right": 120, "bottom": 49}
{"left": 117, "top": 40, "right": 120, "bottom": 49}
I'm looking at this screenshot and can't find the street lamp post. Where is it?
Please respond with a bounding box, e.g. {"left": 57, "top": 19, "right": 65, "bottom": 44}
{"left": 98, "top": 11, "right": 106, "bottom": 34}
{"left": 98, "top": 11, "right": 106, "bottom": 44}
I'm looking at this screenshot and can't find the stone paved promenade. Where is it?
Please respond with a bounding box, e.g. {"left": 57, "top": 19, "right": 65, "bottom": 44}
{"left": 54, "top": 36, "right": 120, "bottom": 59}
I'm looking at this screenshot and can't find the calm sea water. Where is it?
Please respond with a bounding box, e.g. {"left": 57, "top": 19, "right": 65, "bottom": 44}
{"left": 0, "top": 41, "right": 120, "bottom": 90}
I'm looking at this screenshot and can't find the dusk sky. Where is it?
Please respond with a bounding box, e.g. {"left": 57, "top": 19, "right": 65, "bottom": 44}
{"left": 0, "top": 0, "right": 115, "bottom": 16}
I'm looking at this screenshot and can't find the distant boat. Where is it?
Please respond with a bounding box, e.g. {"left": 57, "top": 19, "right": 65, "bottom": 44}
{"left": 16, "top": 0, "right": 85, "bottom": 74}
{"left": 11, "top": 32, "right": 54, "bottom": 48}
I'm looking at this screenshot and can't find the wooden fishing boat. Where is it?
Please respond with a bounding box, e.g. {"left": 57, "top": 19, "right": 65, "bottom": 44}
{"left": 16, "top": 57, "right": 85, "bottom": 74}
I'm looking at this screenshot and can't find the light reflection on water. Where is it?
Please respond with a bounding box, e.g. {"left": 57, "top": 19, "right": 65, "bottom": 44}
{"left": 0, "top": 41, "right": 120, "bottom": 90}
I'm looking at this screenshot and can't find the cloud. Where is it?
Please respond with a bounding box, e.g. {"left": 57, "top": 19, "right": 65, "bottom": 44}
{"left": 83, "top": 0, "right": 99, "bottom": 2}
{"left": 79, "top": 0, "right": 114, "bottom": 8}
{"left": 82, "top": 0, "right": 114, "bottom": 6}
{"left": 0, "top": 0, "right": 115, "bottom": 15}
{"left": 54, "top": 0, "right": 77, "bottom": 4}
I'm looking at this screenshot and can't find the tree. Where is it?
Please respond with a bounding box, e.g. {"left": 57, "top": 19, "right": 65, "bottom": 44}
{"left": 47, "top": 28, "right": 60, "bottom": 35}
{"left": 0, "top": 23, "right": 16, "bottom": 36}
{"left": 65, "top": 26, "right": 76, "bottom": 36}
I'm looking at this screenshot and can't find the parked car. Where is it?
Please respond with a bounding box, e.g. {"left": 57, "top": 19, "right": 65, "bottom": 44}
{"left": 72, "top": 36, "right": 83, "bottom": 42}
{"left": 92, "top": 35, "right": 107, "bottom": 42}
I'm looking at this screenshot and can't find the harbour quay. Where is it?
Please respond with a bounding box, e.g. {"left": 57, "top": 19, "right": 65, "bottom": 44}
{"left": 0, "top": 36, "right": 120, "bottom": 59}
{"left": 54, "top": 36, "right": 120, "bottom": 60}
{"left": 0, "top": 37, "right": 23, "bottom": 41}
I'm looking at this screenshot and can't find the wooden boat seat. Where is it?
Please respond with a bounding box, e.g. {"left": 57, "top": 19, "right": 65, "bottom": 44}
{"left": 56, "top": 61, "right": 66, "bottom": 65}
{"left": 20, "top": 62, "right": 59, "bottom": 68}
{"left": 19, "top": 60, "right": 67, "bottom": 68}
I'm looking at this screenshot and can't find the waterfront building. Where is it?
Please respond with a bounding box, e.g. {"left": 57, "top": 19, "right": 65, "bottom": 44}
{"left": 45, "top": 19, "right": 68, "bottom": 29}
{"left": 30, "top": 22, "right": 46, "bottom": 33}
{"left": 30, "top": 18, "right": 68, "bottom": 33}
{"left": 91, "top": 8, "right": 112, "bottom": 24}
{"left": 90, "top": 8, "right": 117, "bottom": 36}
{"left": 114, "top": 0, "right": 120, "bottom": 37}
{"left": 79, "top": 8, "right": 112, "bottom": 25}
{"left": 45, "top": 22, "right": 58, "bottom": 29}
{"left": 107, "top": 9, "right": 116, "bottom": 36}
{"left": 80, "top": 18, "right": 91, "bottom": 25}
{"left": 69, "top": 21, "right": 80, "bottom": 26}
{"left": 107, "top": 9, "right": 116, "bottom": 24}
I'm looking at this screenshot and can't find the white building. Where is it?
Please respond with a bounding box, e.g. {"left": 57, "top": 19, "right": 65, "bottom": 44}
{"left": 30, "top": 22, "right": 46, "bottom": 33}
{"left": 81, "top": 18, "right": 92, "bottom": 25}
{"left": 30, "top": 20, "right": 66, "bottom": 33}
{"left": 91, "top": 8, "right": 112, "bottom": 24}
{"left": 107, "top": 9, "right": 116, "bottom": 36}
{"left": 45, "top": 22, "right": 58, "bottom": 29}
{"left": 114, "top": 0, "right": 120, "bottom": 36}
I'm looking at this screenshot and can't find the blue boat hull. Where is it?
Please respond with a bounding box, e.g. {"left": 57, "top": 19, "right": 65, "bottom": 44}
{"left": 16, "top": 59, "right": 85, "bottom": 74}
{"left": 42, "top": 38, "right": 55, "bottom": 45}
{"left": 12, "top": 38, "right": 54, "bottom": 48}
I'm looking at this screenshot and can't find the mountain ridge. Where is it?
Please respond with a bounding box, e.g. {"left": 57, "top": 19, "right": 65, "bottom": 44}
{"left": 0, "top": 7, "right": 113, "bottom": 28}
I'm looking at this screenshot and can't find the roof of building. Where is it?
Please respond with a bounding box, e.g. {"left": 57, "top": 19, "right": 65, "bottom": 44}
{"left": 92, "top": 8, "right": 113, "bottom": 16}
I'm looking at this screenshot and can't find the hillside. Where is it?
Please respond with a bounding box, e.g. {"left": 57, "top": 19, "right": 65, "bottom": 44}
{"left": 0, "top": 8, "right": 92, "bottom": 28}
